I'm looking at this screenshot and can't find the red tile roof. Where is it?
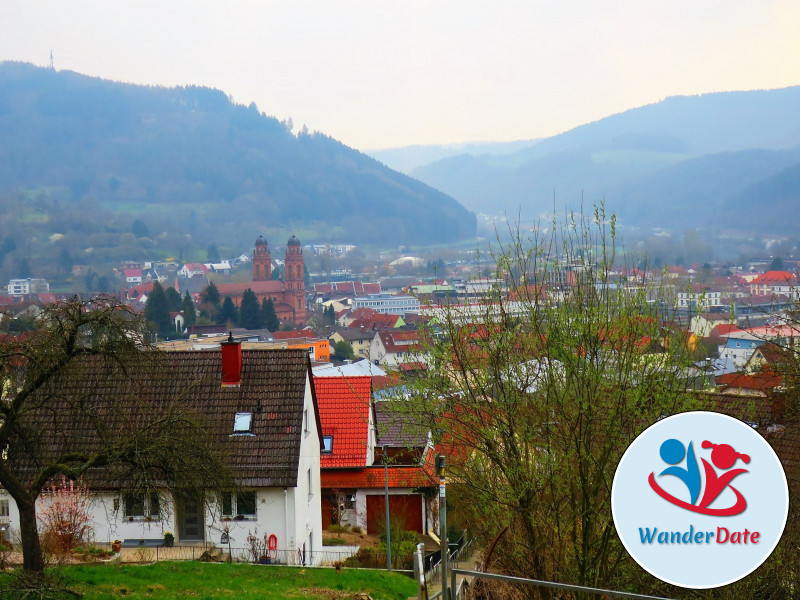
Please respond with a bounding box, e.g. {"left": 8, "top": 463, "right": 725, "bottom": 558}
{"left": 716, "top": 371, "right": 783, "bottom": 392}
{"left": 750, "top": 271, "right": 797, "bottom": 285}
{"left": 376, "top": 331, "right": 423, "bottom": 354}
{"left": 710, "top": 324, "right": 743, "bottom": 337}
{"left": 321, "top": 466, "right": 434, "bottom": 489}
{"left": 314, "top": 376, "right": 372, "bottom": 468}
{"left": 216, "top": 280, "right": 286, "bottom": 296}
{"left": 349, "top": 314, "right": 402, "bottom": 329}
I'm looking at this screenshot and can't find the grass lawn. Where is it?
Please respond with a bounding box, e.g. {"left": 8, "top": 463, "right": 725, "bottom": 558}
{"left": 1, "top": 561, "right": 417, "bottom": 599}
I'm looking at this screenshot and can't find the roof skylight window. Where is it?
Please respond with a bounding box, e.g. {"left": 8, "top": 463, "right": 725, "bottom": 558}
{"left": 233, "top": 412, "right": 253, "bottom": 434}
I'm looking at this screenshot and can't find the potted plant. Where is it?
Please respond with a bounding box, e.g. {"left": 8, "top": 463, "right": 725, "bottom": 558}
{"left": 111, "top": 540, "right": 122, "bottom": 553}
{"left": 163, "top": 531, "right": 174, "bottom": 547}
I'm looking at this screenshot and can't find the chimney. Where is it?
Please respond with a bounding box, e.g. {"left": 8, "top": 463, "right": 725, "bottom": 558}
{"left": 221, "top": 332, "right": 242, "bottom": 387}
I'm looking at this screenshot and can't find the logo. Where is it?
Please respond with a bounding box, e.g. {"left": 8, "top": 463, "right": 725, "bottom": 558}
{"left": 612, "top": 411, "right": 788, "bottom": 589}
{"left": 648, "top": 438, "right": 749, "bottom": 516}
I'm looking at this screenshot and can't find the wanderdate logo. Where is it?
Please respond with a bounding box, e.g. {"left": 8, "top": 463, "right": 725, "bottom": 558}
{"left": 612, "top": 411, "right": 788, "bottom": 589}
{"left": 649, "top": 438, "right": 750, "bottom": 516}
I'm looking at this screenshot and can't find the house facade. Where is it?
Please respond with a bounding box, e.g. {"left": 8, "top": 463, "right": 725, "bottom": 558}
{"left": 1, "top": 346, "right": 324, "bottom": 564}
{"left": 314, "top": 376, "right": 435, "bottom": 535}
{"left": 370, "top": 331, "right": 425, "bottom": 369}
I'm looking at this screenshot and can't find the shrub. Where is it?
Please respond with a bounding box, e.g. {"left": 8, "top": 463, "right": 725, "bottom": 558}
{"left": 325, "top": 537, "right": 347, "bottom": 546}
{"left": 37, "top": 476, "right": 93, "bottom": 555}
{"left": 349, "top": 526, "right": 362, "bottom": 534}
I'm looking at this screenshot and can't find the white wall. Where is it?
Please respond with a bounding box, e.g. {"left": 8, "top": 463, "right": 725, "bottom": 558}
{"left": 291, "top": 370, "right": 323, "bottom": 565}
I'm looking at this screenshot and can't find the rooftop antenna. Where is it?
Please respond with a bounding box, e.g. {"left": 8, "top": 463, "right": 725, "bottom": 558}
{"left": 49, "top": 50, "right": 54, "bottom": 70}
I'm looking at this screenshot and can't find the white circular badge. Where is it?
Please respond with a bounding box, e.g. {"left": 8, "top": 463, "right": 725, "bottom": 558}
{"left": 612, "top": 411, "right": 788, "bottom": 589}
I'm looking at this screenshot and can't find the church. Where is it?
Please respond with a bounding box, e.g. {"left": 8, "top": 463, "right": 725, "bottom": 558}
{"left": 214, "top": 235, "right": 306, "bottom": 325}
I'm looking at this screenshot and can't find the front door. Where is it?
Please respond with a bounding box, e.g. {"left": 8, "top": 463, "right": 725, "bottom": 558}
{"left": 178, "top": 494, "right": 205, "bottom": 542}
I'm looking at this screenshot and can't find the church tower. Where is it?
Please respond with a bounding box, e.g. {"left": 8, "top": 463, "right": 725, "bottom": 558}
{"left": 252, "top": 235, "right": 272, "bottom": 281}
{"left": 284, "top": 235, "right": 305, "bottom": 322}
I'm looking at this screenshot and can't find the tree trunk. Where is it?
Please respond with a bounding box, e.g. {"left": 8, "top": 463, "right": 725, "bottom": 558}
{"left": 18, "top": 499, "right": 45, "bottom": 574}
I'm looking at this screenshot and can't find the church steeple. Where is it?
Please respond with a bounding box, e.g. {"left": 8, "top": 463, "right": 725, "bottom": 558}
{"left": 252, "top": 235, "right": 271, "bottom": 281}
{"left": 284, "top": 235, "right": 305, "bottom": 322}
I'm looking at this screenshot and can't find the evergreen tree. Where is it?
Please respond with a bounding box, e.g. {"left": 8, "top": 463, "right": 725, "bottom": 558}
{"left": 218, "top": 296, "right": 238, "bottom": 327}
{"left": 144, "top": 281, "right": 173, "bottom": 335}
{"left": 165, "top": 286, "right": 183, "bottom": 312}
{"left": 261, "top": 298, "right": 280, "bottom": 332}
{"left": 207, "top": 243, "right": 220, "bottom": 262}
{"left": 240, "top": 288, "right": 262, "bottom": 329}
{"left": 201, "top": 282, "right": 221, "bottom": 307}
{"left": 182, "top": 291, "right": 197, "bottom": 328}
{"left": 18, "top": 258, "right": 31, "bottom": 279}
{"left": 333, "top": 340, "right": 355, "bottom": 361}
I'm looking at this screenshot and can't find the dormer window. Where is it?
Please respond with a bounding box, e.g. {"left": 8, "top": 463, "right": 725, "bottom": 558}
{"left": 322, "top": 435, "right": 333, "bottom": 454}
{"left": 233, "top": 412, "right": 253, "bottom": 435}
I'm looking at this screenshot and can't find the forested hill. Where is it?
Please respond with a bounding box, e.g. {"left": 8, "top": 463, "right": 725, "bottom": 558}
{"left": 0, "top": 62, "right": 476, "bottom": 258}
{"left": 405, "top": 86, "right": 800, "bottom": 235}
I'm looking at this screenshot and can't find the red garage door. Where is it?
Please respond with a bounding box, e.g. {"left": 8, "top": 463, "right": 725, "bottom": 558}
{"left": 366, "top": 495, "right": 423, "bottom": 534}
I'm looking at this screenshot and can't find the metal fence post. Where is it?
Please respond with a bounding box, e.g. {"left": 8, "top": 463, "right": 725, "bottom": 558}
{"left": 436, "top": 454, "right": 448, "bottom": 600}
{"left": 416, "top": 542, "right": 428, "bottom": 600}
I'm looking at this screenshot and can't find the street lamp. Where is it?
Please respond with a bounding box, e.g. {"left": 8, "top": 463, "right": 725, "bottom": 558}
{"left": 436, "top": 454, "right": 448, "bottom": 600}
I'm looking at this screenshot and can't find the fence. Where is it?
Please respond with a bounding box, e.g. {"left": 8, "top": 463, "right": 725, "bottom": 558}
{"left": 448, "top": 568, "right": 674, "bottom": 600}
{"left": 113, "top": 544, "right": 364, "bottom": 567}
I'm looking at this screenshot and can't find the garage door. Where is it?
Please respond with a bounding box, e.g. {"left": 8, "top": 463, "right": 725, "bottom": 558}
{"left": 366, "top": 495, "right": 423, "bottom": 534}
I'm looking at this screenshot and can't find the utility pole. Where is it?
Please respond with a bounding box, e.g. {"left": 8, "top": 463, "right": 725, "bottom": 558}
{"left": 384, "top": 444, "right": 392, "bottom": 571}
{"left": 436, "top": 454, "right": 448, "bottom": 600}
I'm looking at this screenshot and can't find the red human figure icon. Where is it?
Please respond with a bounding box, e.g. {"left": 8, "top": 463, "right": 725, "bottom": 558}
{"left": 698, "top": 441, "right": 750, "bottom": 511}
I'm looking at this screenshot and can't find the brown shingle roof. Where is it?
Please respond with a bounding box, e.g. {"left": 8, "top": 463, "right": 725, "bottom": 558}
{"left": 12, "top": 349, "right": 314, "bottom": 489}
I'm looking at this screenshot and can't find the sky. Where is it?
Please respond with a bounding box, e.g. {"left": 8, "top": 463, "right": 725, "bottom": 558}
{"left": 1, "top": 1, "right": 799, "bottom": 150}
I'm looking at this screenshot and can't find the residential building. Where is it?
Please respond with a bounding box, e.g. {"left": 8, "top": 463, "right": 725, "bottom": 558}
{"left": 351, "top": 293, "right": 419, "bottom": 316}
{"left": 749, "top": 271, "right": 799, "bottom": 298}
{"left": 315, "top": 376, "right": 435, "bottom": 534}
{"left": 677, "top": 290, "right": 722, "bottom": 310}
{"left": 121, "top": 269, "right": 143, "bottom": 286}
{"left": 2, "top": 346, "right": 324, "bottom": 563}
{"left": 370, "top": 331, "right": 425, "bottom": 370}
{"left": 7, "top": 278, "right": 49, "bottom": 296}
{"left": 177, "top": 263, "right": 208, "bottom": 279}
{"left": 329, "top": 328, "right": 376, "bottom": 360}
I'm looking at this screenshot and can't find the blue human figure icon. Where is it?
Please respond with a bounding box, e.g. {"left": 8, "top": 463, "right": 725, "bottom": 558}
{"left": 658, "top": 438, "right": 701, "bottom": 505}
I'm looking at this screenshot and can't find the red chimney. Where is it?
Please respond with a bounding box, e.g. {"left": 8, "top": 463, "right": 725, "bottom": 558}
{"left": 221, "top": 332, "right": 242, "bottom": 387}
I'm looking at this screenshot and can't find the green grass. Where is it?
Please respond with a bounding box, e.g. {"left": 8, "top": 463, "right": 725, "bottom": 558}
{"left": 1, "top": 561, "right": 417, "bottom": 599}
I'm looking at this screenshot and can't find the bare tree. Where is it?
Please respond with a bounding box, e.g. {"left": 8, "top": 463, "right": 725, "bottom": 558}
{"left": 0, "top": 298, "right": 231, "bottom": 577}
{"left": 394, "top": 206, "right": 699, "bottom": 594}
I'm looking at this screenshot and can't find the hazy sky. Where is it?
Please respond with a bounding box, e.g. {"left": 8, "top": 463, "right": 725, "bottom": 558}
{"left": 1, "top": 1, "right": 798, "bottom": 150}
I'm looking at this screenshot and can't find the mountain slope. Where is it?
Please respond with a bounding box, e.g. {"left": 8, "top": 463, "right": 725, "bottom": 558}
{"left": 409, "top": 87, "right": 800, "bottom": 232}
{"left": 0, "top": 62, "right": 475, "bottom": 254}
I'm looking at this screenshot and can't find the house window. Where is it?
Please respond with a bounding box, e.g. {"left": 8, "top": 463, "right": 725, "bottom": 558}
{"left": 304, "top": 409, "right": 309, "bottom": 434}
{"left": 123, "top": 492, "right": 160, "bottom": 519}
{"left": 233, "top": 412, "right": 252, "bottom": 434}
{"left": 307, "top": 468, "right": 313, "bottom": 501}
{"left": 0, "top": 496, "right": 9, "bottom": 521}
{"left": 322, "top": 435, "right": 333, "bottom": 454}
{"left": 221, "top": 491, "right": 257, "bottom": 519}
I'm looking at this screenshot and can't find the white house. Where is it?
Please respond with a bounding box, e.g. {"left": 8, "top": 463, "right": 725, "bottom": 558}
{"left": 177, "top": 263, "right": 208, "bottom": 279}
{"left": 1, "top": 346, "right": 324, "bottom": 565}
{"left": 7, "top": 278, "right": 49, "bottom": 296}
{"left": 370, "top": 331, "right": 425, "bottom": 369}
